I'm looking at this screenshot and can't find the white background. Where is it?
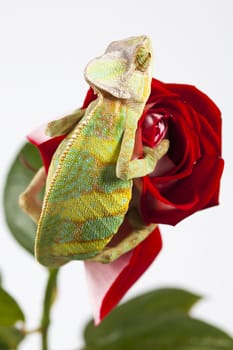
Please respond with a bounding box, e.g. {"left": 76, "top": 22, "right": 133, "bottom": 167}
{"left": 0, "top": 1, "right": 232, "bottom": 349}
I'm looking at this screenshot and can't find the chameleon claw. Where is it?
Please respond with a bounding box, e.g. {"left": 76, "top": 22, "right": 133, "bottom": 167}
{"left": 154, "top": 139, "right": 170, "bottom": 159}
{"left": 88, "top": 248, "right": 115, "bottom": 264}
{"left": 144, "top": 139, "right": 169, "bottom": 161}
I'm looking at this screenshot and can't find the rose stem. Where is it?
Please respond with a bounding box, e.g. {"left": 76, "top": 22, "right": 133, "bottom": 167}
{"left": 40, "top": 267, "right": 59, "bottom": 350}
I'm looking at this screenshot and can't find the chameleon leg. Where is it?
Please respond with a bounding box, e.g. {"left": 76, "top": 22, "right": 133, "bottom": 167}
{"left": 45, "top": 107, "right": 86, "bottom": 137}
{"left": 117, "top": 139, "right": 169, "bottom": 181}
{"left": 18, "top": 166, "right": 46, "bottom": 224}
{"left": 116, "top": 113, "right": 169, "bottom": 181}
{"left": 89, "top": 209, "right": 157, "bottom": 263}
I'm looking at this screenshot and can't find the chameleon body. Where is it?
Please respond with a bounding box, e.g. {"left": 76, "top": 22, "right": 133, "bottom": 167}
{"left": 19, "top": 36, "right": 169, "bottom": 267}
{"left": 36, "top": 99, "right": 132, "bottom": 266}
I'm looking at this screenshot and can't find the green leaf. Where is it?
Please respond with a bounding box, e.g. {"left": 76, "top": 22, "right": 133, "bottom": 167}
{"left": 3, "top": 142, "right": 42, "bottom": 254}
{"left": 0, "top": 286, "right": 25, "bottom": 327}
{"left": 84, "top": 288, "right": 200, "bottom": 345}
{"left": 83, "top": 288, "right": 233, "bottom": 350}
{"left": 0, "top": 327, "right": 24, "bottom": 350}
{"left": 0, "top": 287, "right": 25, "bottom": 349}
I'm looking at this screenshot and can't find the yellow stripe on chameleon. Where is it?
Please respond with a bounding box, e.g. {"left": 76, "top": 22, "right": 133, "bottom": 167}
{"left": 46, "top": 188, "right": 131, "bottom": 223}
{"left": 51, "top": 238, "right": 112, "bottom": 256}
{"left": 72, "top": 135, "right": 121, "bottom": 163}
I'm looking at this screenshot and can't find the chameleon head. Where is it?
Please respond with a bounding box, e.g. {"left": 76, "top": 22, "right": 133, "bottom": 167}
{"left": 84, "top": 35, "right": 153, "bottom": 103}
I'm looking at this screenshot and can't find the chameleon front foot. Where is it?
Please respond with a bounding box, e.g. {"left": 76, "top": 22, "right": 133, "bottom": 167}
{"left": 116, "top": 139, "right": 169, "bottom": 181}
{"left": 143, "top": 139, "right": 170, "bottom": 163}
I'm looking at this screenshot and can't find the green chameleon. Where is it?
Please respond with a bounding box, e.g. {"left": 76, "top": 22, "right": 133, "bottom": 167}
{"left": 19, "top": 35, "right": 169, "bottom": 267}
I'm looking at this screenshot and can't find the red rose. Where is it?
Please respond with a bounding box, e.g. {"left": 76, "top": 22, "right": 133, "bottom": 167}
{"left": 27, "top": 77, "right": 223, "bottom": 324}
{"left": 139, "top": 78, "right": 224, "bottom": 225}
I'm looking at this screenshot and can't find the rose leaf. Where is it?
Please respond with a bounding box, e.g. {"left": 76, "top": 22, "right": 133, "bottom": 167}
{"left": 83, "top": 288, "right": 233, "bottom": 350}
{"left": 0, "top": 286, "right": 25, "bottom": 327}
{"left": 0, "top": 327, "right": 25, "bottom": 350}
{"left": 3, "top": 142, "right": 43, "bottom": 255}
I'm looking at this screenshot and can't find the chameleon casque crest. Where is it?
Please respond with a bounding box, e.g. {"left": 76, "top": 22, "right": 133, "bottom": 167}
{"left": 19, "top": 35, "right": 169, "bottom": 267}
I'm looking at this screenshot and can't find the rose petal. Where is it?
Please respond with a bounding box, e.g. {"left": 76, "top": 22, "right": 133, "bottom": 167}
{"left": 85, "top": 225, "right": 162, "bottom": 324}
{"left": 27, "top": 124, "right": 66, "bottom": 174}
{"left": 140, "top": 111, "right": 168, "bottom": 148}
{"left": 141, "top": 156, "right": 224, "bottom": 225}
{"left": 82, "top": 87, "right": 97, "bottom": 108}
{"left": 165, "top": 83, "right": 221, "bottom": 133}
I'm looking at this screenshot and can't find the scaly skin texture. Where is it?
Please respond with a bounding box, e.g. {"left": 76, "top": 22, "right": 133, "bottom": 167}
{"left": 19, "top": 35, "right": 169, "bottom": 267}
{"left": 36, "top": 98, "right": 133, "bottom": 266}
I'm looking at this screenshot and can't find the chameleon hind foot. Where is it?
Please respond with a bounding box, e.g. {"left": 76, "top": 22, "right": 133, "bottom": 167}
{"left": 18, "top": 166, "right": 46, "bottom": 224}
{"left": 45, "top": 107, "right": 86, "bottom": 137}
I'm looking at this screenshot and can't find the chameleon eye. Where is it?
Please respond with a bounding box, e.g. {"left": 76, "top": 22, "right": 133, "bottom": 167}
{"left": 135, "top": 47, "right": 151, "bottom": 72}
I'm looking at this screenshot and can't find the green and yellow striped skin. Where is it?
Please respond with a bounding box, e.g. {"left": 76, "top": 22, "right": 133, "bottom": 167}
{"left": 33, "top": 35, "right": 169, "bottom": 267}
{"left": 36, "top": 98, "right": 132, "bottom": 266}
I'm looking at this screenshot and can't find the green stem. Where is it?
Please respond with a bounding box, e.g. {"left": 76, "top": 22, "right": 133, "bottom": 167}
{"left": 40, "top": 268, "right": 59, "bottom": 350}
{"left": 21, "top": 326, "right": 42, "bottom": 336}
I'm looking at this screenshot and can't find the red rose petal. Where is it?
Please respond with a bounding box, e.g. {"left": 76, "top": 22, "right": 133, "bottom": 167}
{"left": 140, "top": 110, "right": 168, "bottom": 148}
{"left": 27, "top": 124, "right": 66, "bottom": 174}
{"left": 165, "top": 83, "right": 221, "bottom": 133}
{"left": 85, "top": 225, "right": 162, "bottom": 324}
{"left": 141, "top": 156, "right": 224, "bottom": 225}
{"left": 82, "top": 87, "right": 97, "bottom": 108}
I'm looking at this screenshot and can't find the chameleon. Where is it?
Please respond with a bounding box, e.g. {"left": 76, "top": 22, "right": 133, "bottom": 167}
{"left": 19, "top": 35, "right": 169, "bottom": 267}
